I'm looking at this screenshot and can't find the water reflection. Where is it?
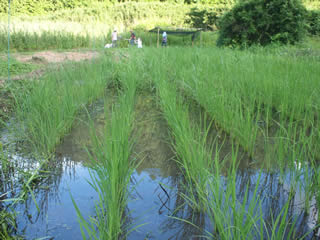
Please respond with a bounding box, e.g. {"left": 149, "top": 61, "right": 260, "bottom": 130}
{"left": 2, "top": 154, "right": 97, "bottom": 239}
{"left": 0, "top": 118, "right": 98, "bottom": 239}
{"left": 128, "top": 164, "right": 319, "bottom": 239}
{"left": 0, "top": 93, "right": 319, "bottom": 239}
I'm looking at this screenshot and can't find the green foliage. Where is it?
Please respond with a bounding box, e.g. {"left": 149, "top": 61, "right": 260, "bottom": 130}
{"left": 74, "top": 67, "right": 137, "bottom": 240}
{"left": 0, "top": 58, "right": 37, "bottom": 77}
{"left": 184, "top": 0, "right": 235, "bottom": 5}
{"left": 0, "top": 30, "right": 91, "bottom": 51}
{"left": 0, "top": 0, "right": 318, "bottom": 16}
{"left": 0, "top": 209, "right": 18, "bottom": 240}
{"left": 185, "top": 7, "right": 218, "bottom": 30}
{"left": 15, "top": 2, "right": 190, "bottom": 30}
{"left": 14, "top": 58, "right": 113, "bottom": 154}
{"left": 307, "top": 10, "right": 320, "bottom": 35}
{"left": 217, "top": 0, "right": 308, "bottom": 47}
{"left": 0, "top": 0, "right": 90, "bottom": 15}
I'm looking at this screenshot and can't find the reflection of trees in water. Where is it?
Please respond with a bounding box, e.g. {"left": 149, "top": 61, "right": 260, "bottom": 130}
{"left": 162, "top": 176, "right": 206, "bottom": 240}
{"left": 137, "top": 173, "right": 207, "bottom": 240}
{"left": 129, "top": 166, "right": 318, "bottom": 240}
{"left": 1, "top": 153, "right": 78, "bottom": 226}
{"left": 22, "top": 157, "right": 78, "bottom": 223}
{"left": 235, "top": 168, "right": 315, "bottom": 239}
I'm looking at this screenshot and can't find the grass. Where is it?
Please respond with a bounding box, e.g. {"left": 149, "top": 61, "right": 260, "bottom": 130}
{"left": 12, "top": 54, "right": 114, "bottom": 155}
{"left": 165, "top": 47, "right": 320, "bottom": 162}
{"left": 118, "top": 47, "right": 314, "bottom": 239}
{"left": 123, "top": 30, "right": 219, "bottom": 48}
{"left": 0, "top": 25, "right": 219, "bottom": 52}
{"left": 0, "top": 57, "right": 38, "bottom": 77}
{"left": 0, "top": 28, "right": 92, "bottom": 52}
{"left": 205, "top": 148, "right": 264, "bottom": 239}
{"left": 155, "top": 75, "right": 213, "bottom": 211}
{"left": 73, "top": 54, "right": 138, "bottom": 239}
{"left": 4, "top": 41, "right": 320, "bottom": 239}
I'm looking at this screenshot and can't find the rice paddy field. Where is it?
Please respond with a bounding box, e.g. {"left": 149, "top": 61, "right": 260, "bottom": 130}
{"left": 1, "top": 34, "right": 320, "bottom": 239}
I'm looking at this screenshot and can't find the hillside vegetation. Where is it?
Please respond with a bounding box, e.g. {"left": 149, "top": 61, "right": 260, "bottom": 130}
{"left": 0, "top": 0, "right": 319, "bottom": 50}
{"left": 0, "top": 0, "right": 319, "bottom": 16}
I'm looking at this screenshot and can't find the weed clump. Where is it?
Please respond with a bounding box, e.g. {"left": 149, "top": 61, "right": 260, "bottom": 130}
{"left": 217, "top": 0, "right": 307, "bottom": 47}
{"left": 0, "top": 58, "right": 37, "bottom": 77}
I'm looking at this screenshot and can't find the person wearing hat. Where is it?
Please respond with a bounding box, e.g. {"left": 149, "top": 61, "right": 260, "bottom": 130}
{"left": 112, "top": 29, "right": 118, "bottom": 48}
{"left": 162, "top": 32, "right": 167, "bottom": 47}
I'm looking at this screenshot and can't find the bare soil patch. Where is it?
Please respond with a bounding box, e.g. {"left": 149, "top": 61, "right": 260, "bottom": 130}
{"left": 0, "top": 50, "right": 99, "bottom": 87}
{"left": 15, "top": 50, "right": 99, "bottom": 64}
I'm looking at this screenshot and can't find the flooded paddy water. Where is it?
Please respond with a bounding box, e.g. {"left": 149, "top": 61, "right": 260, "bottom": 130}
{"left": 1, "top": 91, "right": 319, "bottom": 240}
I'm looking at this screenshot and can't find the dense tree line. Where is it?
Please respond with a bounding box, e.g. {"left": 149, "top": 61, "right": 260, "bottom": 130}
{"left": 0, "top": 0, "right": 317, "bottom": 15}
{"left": 0, "top": 0, "right": 318, "bottom": 46}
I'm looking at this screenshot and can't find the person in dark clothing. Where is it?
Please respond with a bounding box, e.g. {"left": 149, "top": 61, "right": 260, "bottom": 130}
{"left": 130, "top": 30, "right": 136, "bottom": 45}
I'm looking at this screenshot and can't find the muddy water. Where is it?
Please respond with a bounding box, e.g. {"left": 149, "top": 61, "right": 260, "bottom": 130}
{"left": 1, "top": 94, "right": 319, "bottom": 240}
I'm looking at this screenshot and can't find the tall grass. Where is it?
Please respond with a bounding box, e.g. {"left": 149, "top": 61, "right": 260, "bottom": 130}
{"left": 0, "top": 28, "right": 92, "bottom": 51}
{"left": 6, "top": 45, "right": 320, "bottom": 238}
{"left": 156, "top": 77, "right": 213, "bottom": 211}
{"left": 164, "top": 48, "right": 320, "bottom": 162}
{"left": 0, "top": 25, "right": 219, "bottom": 51}
{"left": 205, "top": 147, "right": 263, "bottom": 239}
{"left": 73, "top": 51, "right": 140, "bottom": 239}
{"left": 121, "top": 47, "right": 320, "bottom": 222}
{"left": 13, "top": 55, "right": 114, "bottom": 155}
{"left": 123, "top": 30, "right": 218, "bottom": 48}
{"left": 203, "top": 146, "right": 302, "bottom": 239}
{"left": 73, "top": 85, "right": 137, "bottom": 239}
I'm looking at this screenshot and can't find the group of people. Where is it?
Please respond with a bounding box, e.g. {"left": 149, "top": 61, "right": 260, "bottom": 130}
{"left": 108, "top": 29, "right": 168, "bottom": 48}
{"left": 110, "top": 30, "right": 142, "bottom": 48}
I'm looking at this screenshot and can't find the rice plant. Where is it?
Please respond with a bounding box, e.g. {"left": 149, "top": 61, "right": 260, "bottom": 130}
{"left": 153, "top": 72, "right": 212, "bottom": 211}
{"left": 12, "top": 55, "right": 114, "bottom": 155}
{"left": 72, "top": 53, "right": 139, "bottom": 239}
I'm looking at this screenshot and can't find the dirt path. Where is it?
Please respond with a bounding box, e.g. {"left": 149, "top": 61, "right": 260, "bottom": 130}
{"left": 14, "top": 50, "right": 99, "bottom": 63}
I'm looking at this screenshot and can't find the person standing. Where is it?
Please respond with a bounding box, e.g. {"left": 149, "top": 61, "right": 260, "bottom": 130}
{"left": 137, "top": 38, "right": 142, "bottom": 48}
{"left": 130, "top": 30, "right": 136, "bottom": 45}
{"left": 162, "top": 32, "right": 167, "bottom": 47}
{"left": 112, "top": 29, "right": 117, "bottom": 47}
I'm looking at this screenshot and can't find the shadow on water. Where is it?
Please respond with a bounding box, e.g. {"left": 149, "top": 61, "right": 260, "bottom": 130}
{"left": 0, "top": 90, "right": 319, "bottom": 239}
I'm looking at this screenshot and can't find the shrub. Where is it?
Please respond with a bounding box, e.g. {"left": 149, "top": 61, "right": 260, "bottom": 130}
{"left": 217, "top": 0, "right": 308, "bottom": 47}
{"left": 306, "top": 10, "right": 320, "bottom": 35}
{"left": 185, "top": 7, "right": 218, "bottom": 30}
{"left": 0, "top": 0, "right": 89, "bottom": 15}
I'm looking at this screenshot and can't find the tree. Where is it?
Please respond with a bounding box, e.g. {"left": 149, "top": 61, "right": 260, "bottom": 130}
{"left": 217, "top": 0, "right": 308, "bottom": 47}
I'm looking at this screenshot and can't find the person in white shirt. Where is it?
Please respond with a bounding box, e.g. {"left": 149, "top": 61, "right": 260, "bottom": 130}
{"left": 162, "top": 32, "right": 167, "bottom": 47}
{"left": 137, "top": 38, "right": 142, "bottom": 48}
{"left": 112, "top": 30, "right": 117, "bottom": 48}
